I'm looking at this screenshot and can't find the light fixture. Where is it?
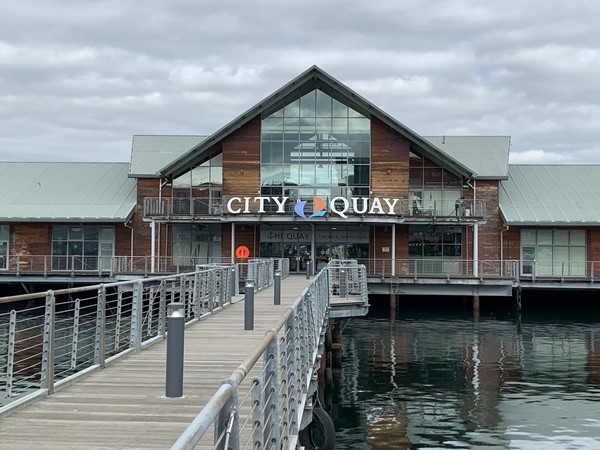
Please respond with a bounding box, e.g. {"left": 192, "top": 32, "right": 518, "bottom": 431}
{"left": 386, "top": 167, "right": 391, "bottom": 175}
{"left": 239, "top": 165, "right": 245, "bottom": 174}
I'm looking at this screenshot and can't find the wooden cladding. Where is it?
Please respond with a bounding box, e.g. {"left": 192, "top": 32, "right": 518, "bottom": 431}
{"left": 370, "top": 117, "right": 410, "bottom": 198}
{"left": 223, "top": 117, "right": 261, "bottom": 197}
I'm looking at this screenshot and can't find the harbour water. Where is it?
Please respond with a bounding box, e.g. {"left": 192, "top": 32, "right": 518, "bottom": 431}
{"left": 327, "top": 302, "right": 600, "bottom": 449}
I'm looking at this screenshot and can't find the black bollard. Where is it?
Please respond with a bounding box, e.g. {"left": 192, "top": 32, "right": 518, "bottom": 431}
{"left": 166, "top": 302, "right": 185, "bottom": 398}
{"left": 274, "top": 271, "right": 281, "bottom": 305}
{"left": 244, "top": 280, "right": 255, "bottom": 330}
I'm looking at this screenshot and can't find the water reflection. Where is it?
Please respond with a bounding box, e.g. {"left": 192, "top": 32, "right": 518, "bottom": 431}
{"left": 328, "top": 308, "right": 600, "bottom": 449}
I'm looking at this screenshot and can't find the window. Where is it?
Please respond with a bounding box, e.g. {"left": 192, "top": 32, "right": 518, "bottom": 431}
{"left": 172, "top": 153, "right": 223, "bottom": 215}
{"left": 409, "top": 225, "right": 462, "bottom": 274}
{"left": 0, "top": 225, "right": 8, "bottom": 270}
{"left": 52, "top": 226, "right": 114, "bottom": 271}
{"left": 261, "top": 89, "right": 370, "bottom": 200}
{"left": 409, "top": 152, "right": 463, "bottom": 215}
{"left": 520, "top": 229, "right": 586, "bottom": 277}
{"left": 172, "top": 224, "right": 221, "bottom": 267}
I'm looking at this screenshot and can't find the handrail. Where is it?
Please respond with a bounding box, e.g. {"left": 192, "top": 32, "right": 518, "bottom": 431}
{"left": 0, "top": 259, "right": 287, "bottom": 414}
{"left": 170, "top": 260, "right": 369, "bottom": 449}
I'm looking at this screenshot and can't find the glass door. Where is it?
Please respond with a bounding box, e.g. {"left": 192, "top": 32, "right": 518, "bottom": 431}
{"left": 284, "top": 244, "right": 311, "bottom": 273}
{"left": 521, "top": 246, "right": 535, "bottom": 276}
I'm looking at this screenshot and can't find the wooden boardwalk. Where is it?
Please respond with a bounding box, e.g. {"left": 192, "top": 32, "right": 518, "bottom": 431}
{"left": 0, "top": 275, "right": 314, "bottom": 449}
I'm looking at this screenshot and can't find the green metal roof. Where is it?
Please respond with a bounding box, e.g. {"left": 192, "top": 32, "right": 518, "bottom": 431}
{"left": 129, "top": 135, "right": 207, "bottom": 178}
{"left": 423, "top": 136, "right": 510, "bottom": 180}
{"left": 0, "top": 162, "right": 136, "bottom": 222}
{"left": 500, "top": 165, "right": 600, "bottom": 225}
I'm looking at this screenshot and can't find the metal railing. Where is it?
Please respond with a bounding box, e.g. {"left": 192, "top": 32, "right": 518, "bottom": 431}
{"left": 366, "top": 258, "right": 520, "bottom": 280}
{"left": 0, "top": 260, "right": 287, "bottom": 414}
{"left": 171, "top": 260, "right": 368, "bottom": 450}
{"left": 0, "top": 255, "right": 284, "bottom": 278}
{"left": 143, "top": 196, "right": 487, "bottom": 220}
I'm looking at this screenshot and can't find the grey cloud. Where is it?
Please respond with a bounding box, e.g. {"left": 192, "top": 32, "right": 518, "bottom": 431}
{"left": 1, "top": 0, "right": 600, "bottom": 163}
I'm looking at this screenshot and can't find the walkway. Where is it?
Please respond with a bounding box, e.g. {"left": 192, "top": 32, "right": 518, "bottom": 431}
{"left": 0, "top": 276, "right": 312, "bottom": 449}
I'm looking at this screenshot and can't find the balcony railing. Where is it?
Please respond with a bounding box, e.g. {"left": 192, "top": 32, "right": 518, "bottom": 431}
{"left": 143, "top": 196, "right": 486, "bottom": 221}
{"left": 3, "top": 255, "right": 599, "bottom": 284}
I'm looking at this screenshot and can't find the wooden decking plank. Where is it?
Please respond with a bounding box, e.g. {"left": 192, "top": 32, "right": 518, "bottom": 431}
{"left": 0, "top": 275, "right": 312, "bottom": 449}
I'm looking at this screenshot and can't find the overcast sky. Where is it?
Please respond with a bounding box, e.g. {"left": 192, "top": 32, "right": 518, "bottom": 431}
{"left": 2, "top": 0, "right": 600, "bottom": 164}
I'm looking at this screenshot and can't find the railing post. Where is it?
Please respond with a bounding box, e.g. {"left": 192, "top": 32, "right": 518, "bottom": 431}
{"left": 339, "top": 268, "right": 347, "bottom": 298}
{"left": 16, "top": 255, "right": 20, "bottom": 277}
{"left": 561, "top": 262, "right": 565, "bottom": 283}
{"left": 274, "top": 270, "right": 281, "bottom": 305}
{"left": 215, "top": 382, "right": 239, "bottom": 450}
{"left": 381, "top": 259, "right": 385, "bottom": 281}
{"left": 6, "top": 310, "right": 16, "bottom": 398}
{"left": 165, "top": 303, "right": 185, "bottom": 398}
{"left": 44, "top": 255, "right": 48, "bottom": 277}
{"left": 70, "top": 298, "right": 81, "bottom": 370}
{"left": 413, "top": 260, "right": 418, "bottom": 281}
{"left": 94, "top": 285, "right": 107, "bottom": 368}
{"left": 115, "top": 288, "right": 123, "bottom": 350}
{"left": 591, "top": 261, "right": 595, "bottom": 284}
{"left": 251, "top": 377, "right": 264, "bottom": 449}
{"left": 159, "top": 279, "right": 167, "bottom": 336}
{"left": 245, "top": 280, "right": 255, "bottom": 330}
{"left": 131, "top": 281, "right": 143, "bottom": 351}
{"left": 265, "top": 337, "right": 281, "bottom": 447}
{"left": 41, "top": 290, "right": 56, "bottom": 394}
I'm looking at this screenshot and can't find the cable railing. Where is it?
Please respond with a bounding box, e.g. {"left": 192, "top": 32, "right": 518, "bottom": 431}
{"left": 171, "top": 260, "right": 369, "bottom": 450}
{"left": 0, "top": 260, "right": 287, "bottom": 415}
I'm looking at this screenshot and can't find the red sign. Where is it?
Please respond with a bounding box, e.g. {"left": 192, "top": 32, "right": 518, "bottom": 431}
{"left": 235, "top": 245, "right": 250, "bottom": 259}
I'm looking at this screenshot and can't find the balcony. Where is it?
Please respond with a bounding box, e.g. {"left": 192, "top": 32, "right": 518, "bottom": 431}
{"left": 143, "top": 196, "right": 486, "bottom": 223}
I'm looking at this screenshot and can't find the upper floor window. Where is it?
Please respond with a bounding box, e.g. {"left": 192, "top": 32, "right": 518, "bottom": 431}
{"left": 261, "top": 89, "right": 370, "bottom": 199}
{"left": 409, "top": 152, "right": 463, "bottom": 216}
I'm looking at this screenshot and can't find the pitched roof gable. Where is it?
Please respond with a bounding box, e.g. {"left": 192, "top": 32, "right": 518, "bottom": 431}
{"left": 160, "top": 66, "right": 473, "bottom": 179}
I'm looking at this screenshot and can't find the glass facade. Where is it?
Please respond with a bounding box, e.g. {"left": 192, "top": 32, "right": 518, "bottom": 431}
{"left": 521, "top": 229, "right": 586, "bottom": 277}
{"left": 52, "top": 225, "right": 114, "bottom": 271}
{"left": 172, "top": 223, "right": 221, "bottom": 267}
{"left": 409, "top": 152, "right": 462, "bottom": 216}
{"left": 409, "top": 225, "right": 462, "bottom": 274}
{"left": 0, "top": 225, "right": 8, "bottom": 270}
{"left": 172, "top": 153, "right": 223, "bottom": 214}
{"left": 261, "top": 89, "right": 370, "bottom": 200}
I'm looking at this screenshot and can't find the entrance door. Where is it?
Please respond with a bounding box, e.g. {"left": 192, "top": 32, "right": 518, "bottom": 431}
{"left": 284, "top": 244, "right": 311, "bottom": 273}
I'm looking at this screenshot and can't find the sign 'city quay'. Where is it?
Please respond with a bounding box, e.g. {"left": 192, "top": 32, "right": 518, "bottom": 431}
{"left": 226, "top": 195, "right": 403, "bottom": 219}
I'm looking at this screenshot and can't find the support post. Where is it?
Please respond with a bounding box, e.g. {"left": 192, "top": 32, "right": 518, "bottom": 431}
{"left": 165, "top": 302, "right": 185, "bottom": 398}
{"left": 473, "top": 294, "right": 480, "bottom": 322}
{"left": 274, "top": 270, "right": 281, "bottom": 305}
{"left": 150, "top": 220, "right": 156, "bottom": 274}
{"left": 244, "top": 280, "right": 255, "bottom": 330}
{"left": 473, "top": 224, "right": 479, "bottom": 277}
{"left": 391, "top": 223, "right": 396, "bottom": 277}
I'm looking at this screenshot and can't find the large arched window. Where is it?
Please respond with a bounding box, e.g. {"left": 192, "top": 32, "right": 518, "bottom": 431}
{"left": 261, "top": 89, "right": 370, "bottom": 200}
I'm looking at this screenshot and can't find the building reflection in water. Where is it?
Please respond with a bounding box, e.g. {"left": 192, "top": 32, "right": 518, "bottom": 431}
{"left": 330, "top": 310, "right": 600, "bottom": 449}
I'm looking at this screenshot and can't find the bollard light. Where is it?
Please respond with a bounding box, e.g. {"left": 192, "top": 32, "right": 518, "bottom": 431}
{"left": 166, "top": 302, "right": 185, "bottom": 398}
{"left": 274, "top": 270, "right": 281, "bottom": 305}
{"left": 245, "top": 280, "right": 255, "bottom": 330}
